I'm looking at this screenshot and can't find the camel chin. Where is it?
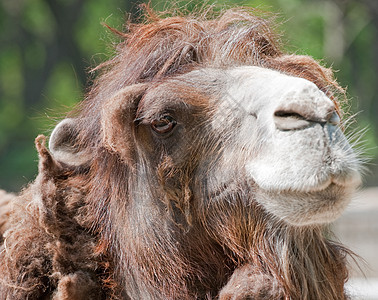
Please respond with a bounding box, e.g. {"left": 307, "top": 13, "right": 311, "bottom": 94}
{"left": 253, "top": 183, "right": 359, "bottom": 226}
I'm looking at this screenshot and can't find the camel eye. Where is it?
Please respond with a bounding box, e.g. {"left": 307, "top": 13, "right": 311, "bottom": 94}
{"left": 151, "top": 115, "right": 177, "bottom": 134}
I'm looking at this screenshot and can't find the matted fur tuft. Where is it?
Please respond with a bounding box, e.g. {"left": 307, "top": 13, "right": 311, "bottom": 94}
{"left": 0, "top": 137, "right": 114, "bottom": 299}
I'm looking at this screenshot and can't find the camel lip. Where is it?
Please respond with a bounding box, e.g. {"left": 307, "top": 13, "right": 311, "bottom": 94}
{"left": 256, "top": 173, "right": 362, "bottom": 195}
{"left": 304, "top": 181, "right": 342, "bottom": 194}
{"left": 291, "top": 174, "right": 361, "bottom": 194}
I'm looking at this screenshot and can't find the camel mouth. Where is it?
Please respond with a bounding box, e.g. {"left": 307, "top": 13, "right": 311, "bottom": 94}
{"left": 298, "top": 172, "right": 362, "bottom": 194}
{"left": 255, "top": 180, "right": 351, "bottom": 198}
{"left": 248, "top": 161, "right": 362, "bottom": 196}
{"left": 252, "top": 173, "right": 361, "bottom": 197}
{"left": 308, "top": 181, "right": 344, "bottom": 194}
{"left": 298, "top": 181, "right": 350, "bottom": 197}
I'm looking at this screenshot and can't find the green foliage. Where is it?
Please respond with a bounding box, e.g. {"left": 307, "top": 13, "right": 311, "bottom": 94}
{"left": 0, "top": 0, "right": 377, "bottom": 192}
{"left": 44, "top": 62, "right": 81, "bottom": 112}
{"left": 22, "top": 0, "right": 55, "bottom": 40}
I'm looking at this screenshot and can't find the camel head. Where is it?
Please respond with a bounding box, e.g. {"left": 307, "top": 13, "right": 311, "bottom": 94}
{"left": 49, "top": 65, "right": 361, "bottom": 229}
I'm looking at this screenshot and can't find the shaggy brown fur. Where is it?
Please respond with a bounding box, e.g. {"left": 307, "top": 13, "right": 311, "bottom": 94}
{"left": 0, "top": 6, "right": 354, "bottom": 299}
{"left": 0, "top": 190, "right": 14, "bottom": 244}
{"left": 0, "top": 136, "right": 109, "bottom": 299}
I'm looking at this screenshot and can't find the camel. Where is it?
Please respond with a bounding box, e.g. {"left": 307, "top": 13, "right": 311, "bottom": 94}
{"left": 0, "top": 6, "right": 362, "bottom": 300}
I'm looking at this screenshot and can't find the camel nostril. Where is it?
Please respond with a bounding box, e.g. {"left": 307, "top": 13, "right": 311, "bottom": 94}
{"left": 274, "top": 111, "right": 306, "bottom": 120}
{"left": 273, "top": 107, "right": 339, "bottom": 131}
{"left": 274, "top": 110, "right": 311, "bottom": 131}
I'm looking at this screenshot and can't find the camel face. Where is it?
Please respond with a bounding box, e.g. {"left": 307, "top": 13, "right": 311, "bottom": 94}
{"left": 168, "top": 66, "right": 362, "bottom": 226}
{"left": 130, "top": 65, "right": 361, "bottom": 227}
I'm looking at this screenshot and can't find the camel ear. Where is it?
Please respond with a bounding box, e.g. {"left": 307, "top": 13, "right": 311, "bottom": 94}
{"left": 49, "top": 118, "right": 91, "bottom": 166}
{"left": 101, "top": 83, "right": 147, "bottom": 161}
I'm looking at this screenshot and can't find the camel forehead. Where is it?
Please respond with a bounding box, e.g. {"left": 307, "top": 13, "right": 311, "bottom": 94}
{"left": 227, "top": 66, "right": 318, "bottom": 90}
{"left": 175, "top": 66, "right": 327, "bottom": 124}
{"left": 220, "top": 66, "right": 323, "bottom": 105}
{"left": 145, "top": 66, "right": 321, "bottom": 99}
{"left": 183, "top": 66, "right": 324, "bottom": 107}
{"left": 140, "top": 66, "right": 326, "bottom": 119}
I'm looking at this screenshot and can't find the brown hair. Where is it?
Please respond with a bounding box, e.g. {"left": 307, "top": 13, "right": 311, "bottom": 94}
{"left": 81, "top": 6, "right": 349, "bottom": 299}
{"left": 0, "top": 6, "right": 352, "bottom": 299}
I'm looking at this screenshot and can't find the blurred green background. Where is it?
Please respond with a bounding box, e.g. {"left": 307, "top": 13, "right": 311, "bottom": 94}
{"left": 0, "top": 0, "right": 377, "bottom": 192}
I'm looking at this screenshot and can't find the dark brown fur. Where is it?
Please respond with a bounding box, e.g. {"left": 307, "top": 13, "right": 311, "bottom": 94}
{"left": 0, "top": 7, "right": 352, "bottom": 299}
